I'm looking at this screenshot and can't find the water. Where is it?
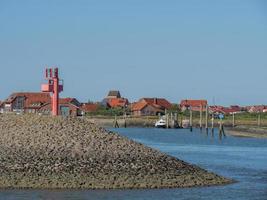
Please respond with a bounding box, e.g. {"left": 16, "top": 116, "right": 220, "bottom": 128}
{"left": 0, "top": 128, "right": 267, "bottom": 200}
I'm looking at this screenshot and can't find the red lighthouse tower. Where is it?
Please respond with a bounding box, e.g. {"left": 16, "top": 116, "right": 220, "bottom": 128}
{"left": 41, "top": 68, "right": 63, "bottom": 116}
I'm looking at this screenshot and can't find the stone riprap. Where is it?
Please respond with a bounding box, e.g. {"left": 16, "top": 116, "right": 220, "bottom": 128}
{"left": 0, "top": 114, "right": 233, "bottom": 189}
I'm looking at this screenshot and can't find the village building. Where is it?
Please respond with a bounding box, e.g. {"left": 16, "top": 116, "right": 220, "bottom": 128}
{"left": 246, "top": 105, "right": 267, "bottom": 113}
{"left": 106, "top": 90, "right": 121, "bottom": 99}
{"left": 101, "top": 90, "right": 129, "bottom": 108}
{"left": 1, "top": 92, "right": 82, "bottom": 116}
{"left": 209, "top": 105, "right": 242, "bottom": 115}
{"left": 180, "top": 100, "right": 208, "bottom": 112}
{"left": 39, "top": 98, "right": 82, "bottom": 116}
{"left": 0, "top": 92, "right": 51, "bottom": 113}
{"left": 80, "top": 103, "right": 100, "bottom": 115}
{"left": 131, "top": 98, "right": 172, "bottom": 116}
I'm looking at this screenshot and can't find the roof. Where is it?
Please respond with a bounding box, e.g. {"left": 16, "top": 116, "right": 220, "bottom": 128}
{"left": 180, "top": 100, "right": 208, "bottom": 107}
{"left": 131, "top": 101, "right": 148, "bottom": 111}
{"left": 132, "top": 98, "right": 172, "bottom": 111}
{"left": 107, "top": 90, "right": 121, "bottom": 98}
{"left": 142, "top": 98, "right": 172, "bottom": 110}
{"left": 107, "top": 98, "right": 129, "bottom": 108}
{"left": 4, "top": 92, "right": 51, "bottom": 108}
{"left": 81, "top": 103, "right": 99, "bottom": 112}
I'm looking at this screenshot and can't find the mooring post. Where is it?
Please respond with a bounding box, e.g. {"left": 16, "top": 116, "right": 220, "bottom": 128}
{"left": 114, "top": 115, "right": 119, "bottom": 128}
{"left": 124, "top": 113, "right": 127, "bottom": 128}
{"left": 211, "top": 114, "right": 214, "bottom": 136}
{"left": 200, "top": 105, "right": 203, "bottom": 131}
{"left": 205, "top": 105, "right": 209, "bottom": 134}
{"left": 190, "top": 107, "right": 193, "bottom": 132}
{"left": 258, "top": 113, "right": 261, "bottom": 127}
{"left": 232, "top": 113, "right": 235, "bottom": 127}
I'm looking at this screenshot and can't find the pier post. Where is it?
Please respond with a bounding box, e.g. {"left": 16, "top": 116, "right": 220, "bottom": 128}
{"left": 232, "top": 113, "right": 235, "bottom": 127}
{"left": 124, "top": 113, "right": 127, "bottom": 128}
{"left": 200, "top": 105, "right": 203, "bottom": 131}
{"left": 258, "top": 114, "right": 261, "bottom": 127}
{"left": 113, "top": 115, "right": 119, "bottom": 128}
{"left": 211, "top": 114, "right": 214, "bottom": 137}
{"left": 190, "top": 107, "right": 193, "bottom": 132}
{"left": 205, "top": 105, "right": 209, "bottom": 134}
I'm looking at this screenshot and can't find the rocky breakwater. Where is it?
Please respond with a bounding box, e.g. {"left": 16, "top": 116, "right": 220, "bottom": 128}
{"left": 0, "top": 114, "right": 233, "bottom": 189}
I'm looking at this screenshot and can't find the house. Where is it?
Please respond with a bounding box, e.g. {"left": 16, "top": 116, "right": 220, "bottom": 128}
{"left": 39, "top": 98, "right": 82, "bottom": 116}
{"left": 102, "top": 90, "right": 129, "bottom": 108}
{"left": 1, "top": 92, "right": 51, "bottom": 113}
{"left": 107, "top": 98, "right": 129, "bottom": 108}
{"left": 131, "top": 98, "right": 172, "bottom": 116}
{"left": 209, "top": 105, "right": 242, "bottom": 115}
{"left": 1, "top": 92, "right": 82, "bottom": 116}
{"left": 246, "top": 105, "right": 267, "bottom": 113}
{"left": 80, "top": 103, "right": 100, "bottom": 115}
{"left": 106, "top": 90, "right": 121, "bottom": 99}
{"left": 180, "top": 100, "right": 208, "bottom": 112}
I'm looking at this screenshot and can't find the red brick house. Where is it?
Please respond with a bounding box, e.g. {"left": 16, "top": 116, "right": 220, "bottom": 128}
{"left": 180, "top": 100, "right": 208, "bottom": 112}
{"left": 102, "top": 90, "right": 129, "bottom": 108}
{"left": 131, "top": 98, "right": 172, "bottom": 116}
{"left": 107, "top": 98, "right": 129, "bottom": 108}
{"left": 1, "top": 92, "right": 82, "bottom": 116}
{"left": 80, "top": 103, "right": 100, "bottom": 115}
{"left": 39, "top": 98, "right": 82, "bottom": 116}
{"left": 209, "top": 105, "right": 242, "bottom": 115}
{"left": 1, "top": 92, "right": 51, "bottom": 113}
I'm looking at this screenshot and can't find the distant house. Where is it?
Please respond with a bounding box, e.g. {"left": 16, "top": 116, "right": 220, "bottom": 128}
{"left": 209, "top": 105, "right": 242, "bottom": 115}
{"left": 107, "top": 90, "right": 121, "bottom": 99}
{"left": 102, "top": 90, "right": 129, "bottom": 108}
{"left": 246, "top": 105, "right": 267, "bottom": 113}
{"left": 131, "top": 98, "right": 172, "bottom": 116}
{"left": 39, "top": 98, "right": 82, "bottom": 116}
{"left": 80, "top": 103, "right": 100, "bottom": 115}
{"left": 1, "top": 92, "right": 82, "bottom": 116}
{"left": 180, "top": 100, "right": 208, "bottom": 112}
{"left": 1, "top": 92, "right": 50, "bottom": 113}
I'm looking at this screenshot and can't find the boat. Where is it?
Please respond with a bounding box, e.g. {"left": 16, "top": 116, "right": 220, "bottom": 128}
{"left": 155, "top": 117, "right": 167, "bottom": 128}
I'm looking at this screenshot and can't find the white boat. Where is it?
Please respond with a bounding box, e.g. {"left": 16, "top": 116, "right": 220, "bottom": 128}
{"left": 155, "top": 118, "right": 167, "bottom": 128}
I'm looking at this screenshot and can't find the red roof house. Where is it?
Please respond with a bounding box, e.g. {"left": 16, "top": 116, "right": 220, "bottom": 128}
{"left": 131, "top": 98, "right": 172, "bottom": 116}
{"left": 180, "top": 100, "right": 208, "bottom": 111}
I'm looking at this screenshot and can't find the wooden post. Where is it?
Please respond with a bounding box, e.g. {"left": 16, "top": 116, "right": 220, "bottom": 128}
{"left": 124, "top": 113, "right": 127, "bottom": 128}
{"left": 232, "top": 113, "right": 235, "bottom": 127}
{"left": 219, "top": 117, "right": 226, "bottom": 139}
{"left": 190, "top": 107, "right": 193, "bottom": 132}
{"left": 211, "top": 114, "right": 214, "bottom": 136}
{"left": 166, "top": 113, "right": 169, "bottom": 128}
{"left": 200, "top": 105, "right": 203, "bottom": 131}
{"left": 205, "top": 105, "right": 209, "bottom": 134}
{"left": 180, "top": 113, "right": 183, "bottom": 128}
{"left": 258, "top": 113, "right": 261, "bottom": 127}
{"left": 170, "top": 112, "right": 174, "bottom": 128}
{"left": 113, "top": 115, "right": 119, "bottom": 128}
{"left": 174, "top": 112, "right": 178, "bottom": 128}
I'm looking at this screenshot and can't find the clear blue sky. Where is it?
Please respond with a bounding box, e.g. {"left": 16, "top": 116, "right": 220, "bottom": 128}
{"left": 0, "top": 0, "right": 266, "bottom": 105}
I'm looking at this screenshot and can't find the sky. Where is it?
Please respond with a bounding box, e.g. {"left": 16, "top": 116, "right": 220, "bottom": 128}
{"left": 0, "top": 0, "right": 267, "bottom": 106}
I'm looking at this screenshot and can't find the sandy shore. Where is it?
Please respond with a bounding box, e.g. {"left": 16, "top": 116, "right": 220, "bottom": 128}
{"left": 0, "top": 114, "right": 233, "bottom": 189}
{"left": 226, "top": 126, "right": 267, "bottom": 138}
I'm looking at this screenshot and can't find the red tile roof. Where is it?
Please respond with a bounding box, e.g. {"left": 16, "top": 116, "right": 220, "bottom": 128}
{"left": 180, "top": 100, "right": 207, "bottom": 107}
{"left": 142, "top": 98, "right": 172, "bottom": 110}
{"left": 81, "top": 103, "right": 99, "bottom": 112}
{"left": 131, "top": 101, "right": 148, "bottom": 111}
{"left": 107, "top": 98, "right": 129, "bottom": 108}
{"left": 5, "top": 92, "right": 51, "bottom": 108}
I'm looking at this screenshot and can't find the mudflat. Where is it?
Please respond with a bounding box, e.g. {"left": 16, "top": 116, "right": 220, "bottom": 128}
{"left": 0, "top": 114, "right": 233, "bottom": 189}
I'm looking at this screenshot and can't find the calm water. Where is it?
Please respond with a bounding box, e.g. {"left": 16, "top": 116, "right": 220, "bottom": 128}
{"left": 0, "top": 128, "right": 267, "bottom": 200}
